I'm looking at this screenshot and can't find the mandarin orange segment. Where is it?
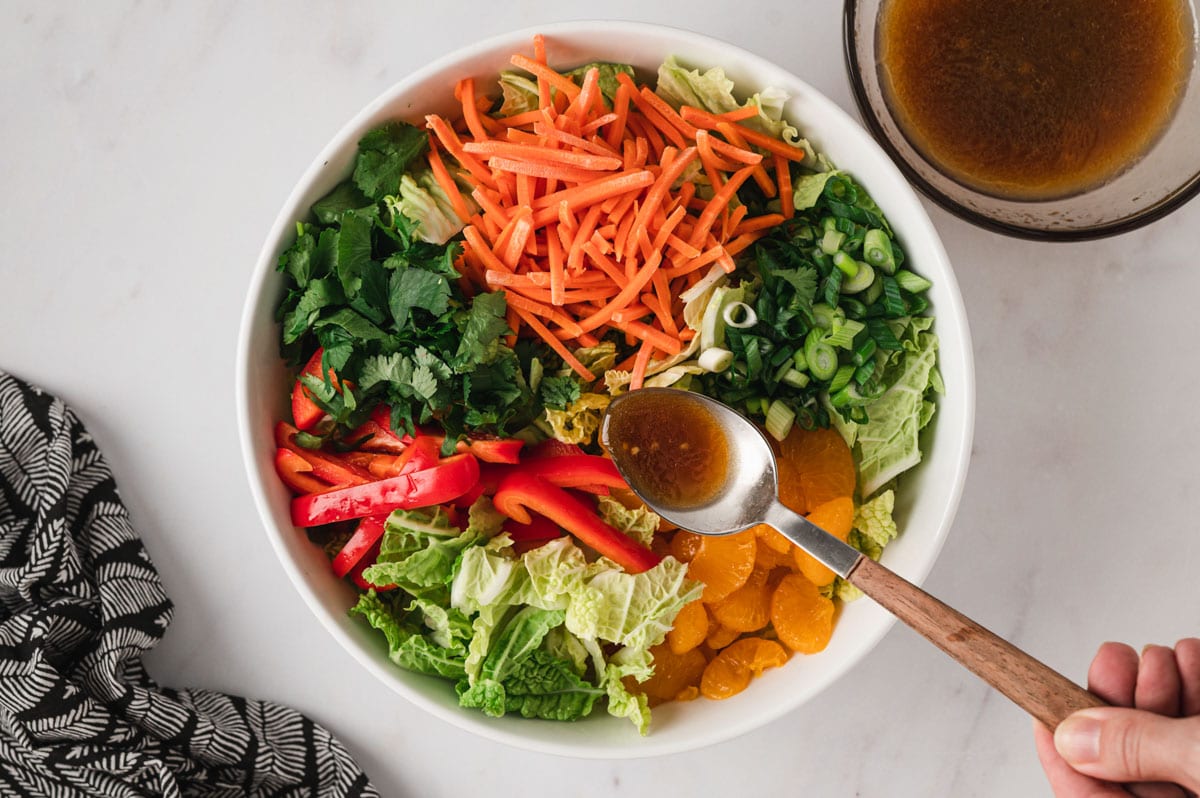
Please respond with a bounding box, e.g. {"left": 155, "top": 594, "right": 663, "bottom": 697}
{"left": 771, "top": 572, "right": 836, "bottom": 654}
{"left": 754, "top": 540, "right": 795, "bottom": 571}
{"left": 637, "top": 642, "right": 708, "bottom": 702}
{"left": 705, "top": 623, "right": 742, "bottom": 650}
{"left": 777, "top": 425, "right": 856, "bottom": 515}
{"left": 791, "top": 496, "right": 855, "bottom": 587}
{"left": 753, "top": 523, "right": 792, "bottom": 554}
{"left": 699, "top": 638, "right": 789, "bottom": 700}
{"left": 688, "top": 530, "right": 756, "bottom": 602}
{"left": 667, "top": 599, "right": 710, "bottom": 655}
{"left": 670, "top": 530, "right": 704, "bottom": 563}
{"left": 709, "top": 567, "right": 771, "bottom": 633}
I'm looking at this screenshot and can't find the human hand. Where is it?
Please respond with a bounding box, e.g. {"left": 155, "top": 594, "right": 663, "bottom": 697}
{"left": 1034, "top": 638, "right": 1200, "bottom": 797}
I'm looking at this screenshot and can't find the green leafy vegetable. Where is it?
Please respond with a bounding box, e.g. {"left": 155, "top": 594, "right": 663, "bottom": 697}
{"left": 275, "top": 122, "right": 559, "bottom": 439}
{"left": 394, "top": 171, "right": 469, "bottom": 245}
{"left": 353, "top": 122, "right": 429, "bottom": 201}
{"left": 563, "top": 62, "right": 635, "bottom": 103}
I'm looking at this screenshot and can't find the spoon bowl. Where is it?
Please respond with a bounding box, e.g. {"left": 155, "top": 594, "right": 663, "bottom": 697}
{"left": 602, "top": 387, "right": 1104, "bottom": 730}
{"left": 602, "top": 388, "right": 777, "bottom": 536}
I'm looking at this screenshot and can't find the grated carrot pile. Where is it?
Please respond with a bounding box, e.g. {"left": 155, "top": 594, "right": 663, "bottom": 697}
{"left": 426, "top": 35, "right": 798, "bottom": 389}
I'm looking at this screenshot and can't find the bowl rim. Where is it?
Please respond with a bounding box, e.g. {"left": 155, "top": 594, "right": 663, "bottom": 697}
{"left": 841, "top": 0, "right": 1200, "bottom": 242}
{"left": 236, "top": 18, "right": 976, "bottom": 758}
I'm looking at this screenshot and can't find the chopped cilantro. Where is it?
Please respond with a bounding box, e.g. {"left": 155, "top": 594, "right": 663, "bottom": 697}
{"left": 276, "top": 122, "right": 555, "bottom": 440}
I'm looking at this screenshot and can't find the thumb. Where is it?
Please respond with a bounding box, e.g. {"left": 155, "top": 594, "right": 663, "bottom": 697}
{"left": 1054, "top": 708, "right": 1200, "bottom": 791}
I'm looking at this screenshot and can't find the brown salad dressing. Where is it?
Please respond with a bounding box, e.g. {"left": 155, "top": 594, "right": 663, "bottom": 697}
{"left": 603, "top": 392, "right": 730, "bottom": 510}
{"left": 878, "top": 0, "right": 1194, "bottom": 200}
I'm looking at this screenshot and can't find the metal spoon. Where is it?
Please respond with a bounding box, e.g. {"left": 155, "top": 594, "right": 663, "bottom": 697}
{"left": 600, "top": 387, "right": 1103, "bottom": 729}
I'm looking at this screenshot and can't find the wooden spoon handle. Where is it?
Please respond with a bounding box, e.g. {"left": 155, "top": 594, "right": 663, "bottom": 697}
{"left": 847, "top": 556, "right": 1105, "bottom": 729}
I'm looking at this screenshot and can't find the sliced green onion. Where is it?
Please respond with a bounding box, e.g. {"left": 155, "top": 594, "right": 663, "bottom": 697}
{"left": 881, "top": 275, "right": 906, "bottom": 316}
{"left": 722, "top": 301, "right": 757, "bottom": 329}
{"left": 854, "top": 360, "right": 876, "bottom": 385}
{"left": 769, "top": 346, "right": 794, "bottom": 367}
{"left": 294, "top": 431, "right": 325, "bottom": 450}
{"left": 529, "top": 356, "right": 544, "bottom": 394}
{"left": 820, "top": 228, "right": 846, "bottom": 255}
{"left": 745, "top": 397, "right": 764, "bottom": 415}
{"left": 852, "top": 338, "right": 877, "bottom": 366}
{"left": 832, "top": 251, "right": 859, "bottom": 278}
{"left": 907, "top": 294, "right": 930, "bottom": 315}
{"left": 821, "top": 215, "right": 838, "bottom": 233}
{"left": 829, "top": 363, "right": 855, "bottom": 392}
{"left": 811, "top": 247, "right": 832, "bottom": 273}
{"left": 782, "top": 368, "right": 810, "bottom": 389}
{"left": 823, "top": 268, "right": 843, "bottom": 305}
{"left": 811, "top": 303, "right": 842, "bottom": 331}
{"left": 841, "top": 297, "right": 867, "bottom": 319}
{"left": 867, "top": 317, "right": 903, "bottom": 351}
{"left": 792, "top": 349, "right": 808, "bottom": 371}
{"left": 895, "top": 269, "right": 932, "bottom": 293}
{"left": 826, "top": 318, "right": 866, "bottom": 349}
{"left": 804, "top": 330, "right": 838, "bottom": 381}
{"left": 863, "top": 229, "right": 896, "bottom": 273}
{"left": 846, "top": 405, "right": 870, "bottom": 424}
{"left": 840, "top": 262, "right": 876, "bottom": 294}
{"left": 765, "top": 399, "right": 797, "bottom": 442}
{"left": 698, "top": 347, "right": 734, "bottom": 373}
{"left": 863, "top": 275, "right": 885, "bottom": 306}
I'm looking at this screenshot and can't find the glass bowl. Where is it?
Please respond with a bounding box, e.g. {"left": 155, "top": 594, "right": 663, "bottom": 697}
{"left": 843, "top": 0, "right": 1200, "bottom": 240}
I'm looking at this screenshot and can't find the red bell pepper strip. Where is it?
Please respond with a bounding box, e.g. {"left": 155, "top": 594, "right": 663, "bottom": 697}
{"left": 273, "top": 448, "right": 333, "bottom": 494}
{"left": 505, "top": 513, "right": 564, "bottom": 556}
{"left": 461, "top": 437, "right": 524, "bottom": 464}
{"left": 275, "top": 422, "right": 374, "bottom": 486}
{"left": 292, "top": 347, "right": 337, "bottom": 431}
{"left": 364, "top": 405, "right": 522, "bottom": 463}
{"left": 453, "top": 480, "right": 487, "bottom": 508}
{"left": 346, "top": 418, "right": 407, "bottom": 454}
{"left": 347, "top": 537, "right": 397, "bottom": 591}
{"left": 528, "top": 439, "right": 584, "bottom": 459}
{"left": 515, "top": 455, "right": 626, "bottom": 491}
{"left": 332, "top": 515, "right": 388, "bottom": 577}
{"left": 394, "top": 435, "right": 441, "bottom": 474}
{"left": 492, "top": 472, "right": 662, "bottom": 573}
{"left": 503, "top": 513, "right": 563, "bottom": 543}
{"left": 291, "top": 453, "right": 480, "bottom": 527}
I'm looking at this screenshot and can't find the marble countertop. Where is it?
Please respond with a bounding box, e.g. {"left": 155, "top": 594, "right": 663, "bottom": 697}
{"left": 4, "top": 3, "right": 1198, "bottom": 796}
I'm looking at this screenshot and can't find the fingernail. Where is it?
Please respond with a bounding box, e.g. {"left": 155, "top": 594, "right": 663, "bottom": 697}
{"left": 1054, "top": 715, "right": 1102, "bottom": 764}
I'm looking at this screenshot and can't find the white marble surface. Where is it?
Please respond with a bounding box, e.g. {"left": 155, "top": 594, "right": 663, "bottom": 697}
{"left": 3, "top": 3, "right": 1199, "bottom": 796}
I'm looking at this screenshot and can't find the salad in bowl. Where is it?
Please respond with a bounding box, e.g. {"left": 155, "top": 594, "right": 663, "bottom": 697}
{"left": 237, "top": 22, "right": 972, "bottom": 757}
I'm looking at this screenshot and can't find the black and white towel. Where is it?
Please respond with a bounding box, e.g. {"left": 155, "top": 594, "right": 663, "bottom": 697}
{"left": 0, "top": 371, "right": 379, "bottom": 797}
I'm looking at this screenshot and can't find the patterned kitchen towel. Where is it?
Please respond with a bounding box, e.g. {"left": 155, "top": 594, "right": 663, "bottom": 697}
{"left": 0, "top": 371, "right": 379, "bottom": 797}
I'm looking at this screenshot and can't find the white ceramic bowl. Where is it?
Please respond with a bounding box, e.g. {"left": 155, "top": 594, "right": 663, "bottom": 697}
{"left": 236, "top": 20, "right": 975, "bottom": 758}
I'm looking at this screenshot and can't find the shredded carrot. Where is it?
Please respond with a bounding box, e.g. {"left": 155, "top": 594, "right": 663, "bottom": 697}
{"left": 775, "top": 154, "right": 795, "bottom": 219}
{"left": 715, "top": 122, "right": 776, "bottom": 197}
{"left": 629, "top": 341, "right": 654, "bottom": 390}
{"left": 457, "top": 78, "right": 489, "bottom": 141}
{"left": 511, "top": 54, "right": 580, "bottom": 100}
{"left": 688, "top": 165, "right": 757, "bottom": 248}
{"left": 463, "top": 141, "right": 622, "bottom": 171}
{"left": 514, "top": 307, "right": 595, "bottom": 380}
{"left": 439, "top": 37, "right": 803, "bottom": 393}
{"left": 680, "top": 106, "right": 808, "bottom": 162}
{"left": 718, "top": 105, "right": 761, "bottom": 122}
{"left": 427, "top": 142, "right": 471, "bottom": 223}
{"left": 734, "top": 213, "right": 786, "bottom": 234}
